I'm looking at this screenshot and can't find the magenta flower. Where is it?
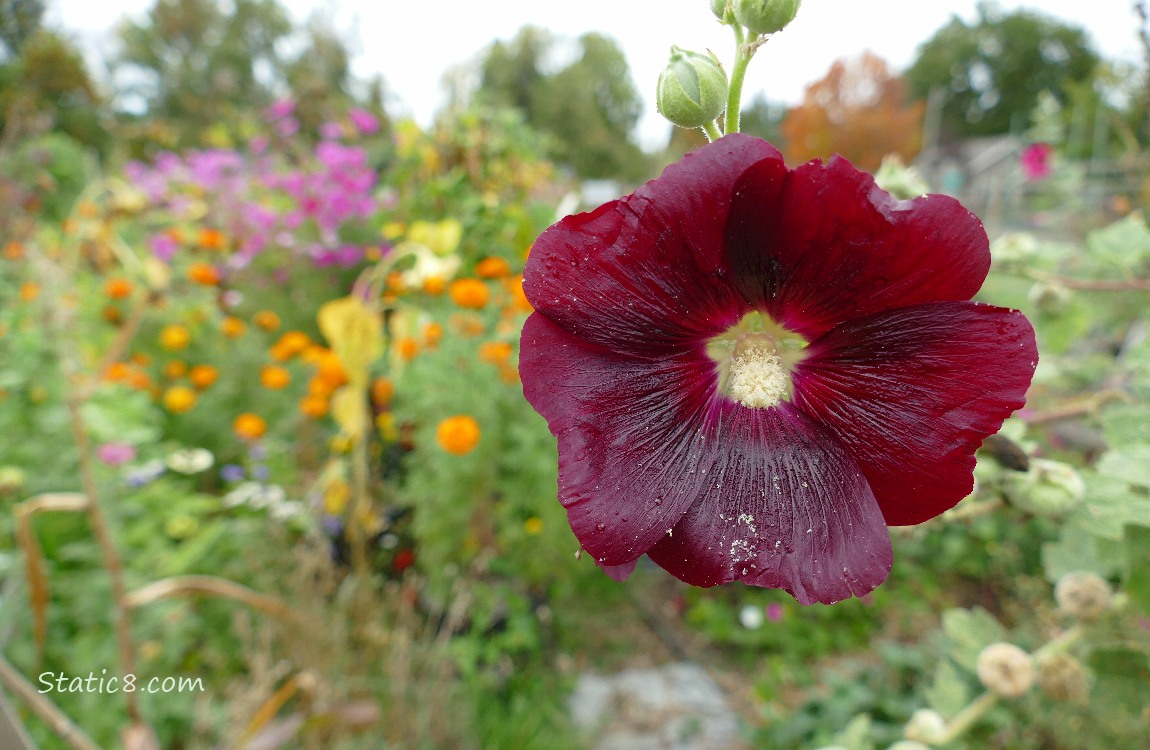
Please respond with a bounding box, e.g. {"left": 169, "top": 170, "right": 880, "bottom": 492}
{"left": 1020, "top": 142, "right": 1053, "bottom": 181}
{"left": 349, "top": 108, "right": 380, "bottom": 135}
{"left": 519, "top": 135, "right": 1037, "bottom": 605}
{"left": 96, "top": 442, "right": 136, "bottom": 467}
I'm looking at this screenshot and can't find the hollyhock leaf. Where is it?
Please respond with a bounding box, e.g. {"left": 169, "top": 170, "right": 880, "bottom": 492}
{"left": 726, "top": 155, "right": 990, "bottom": 339}
{"left": 523, "top": 134, "right": 781, "bottom": 352}
{"left": 520, "top": 314, "right": 718, "bottom": 565}
{"left": 645, "top": 405, "right": 892, "bottom": 605}
{"left": 793, "top": 301, "right": 1037, "bottom": 526}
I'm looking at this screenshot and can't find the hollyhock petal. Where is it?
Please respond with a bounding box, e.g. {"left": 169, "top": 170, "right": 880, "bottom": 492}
{"left": 646, "top": 405, "right": 892, "bottom": 605}
{"left": 524, "top": 135, "right": 784, "bottom": 352}
{"left": 793, "top": 301, "right": 1037, "bottom": 526}
{"left": 726, "top": 156, "right": 990, "bottom": 339}
{"left": 520, "top": 314, "right": 719, "bottom": 565}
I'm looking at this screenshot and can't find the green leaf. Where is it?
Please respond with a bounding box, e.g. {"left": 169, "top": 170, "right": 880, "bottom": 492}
{"left": 1100, "top": 403, "right": 1150, "bottom": 446}
{"left": 1041, "top": 524, "right": 1112, "bottom": 582}
{"left": 1088, "top": 648, "right": 1150, "bottom": 713}
{"left": 925, "top": 659, "right": 971, "bottom": 717}
{"left": 832, "top": 713, "right": 874, "bottom": 750}
{"left": 1070, "top": 472, "right": 1150, "bottom": 539}
{"left": 942, "top": 607, "right": 1006, "bottom": 672}
{"left": 1096, "top": 445, "right": 1150, "bottom": 488}
{"left": 1086, "top": 213, "right": 1150, "bottom": 271}
{"left": 1124, "top": 524, "right": 1150, "bottom": 615}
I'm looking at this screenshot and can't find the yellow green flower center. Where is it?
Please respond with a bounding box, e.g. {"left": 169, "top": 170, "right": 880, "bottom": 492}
{"left": 708, "top": 312, "right": 807, "bottom": 409}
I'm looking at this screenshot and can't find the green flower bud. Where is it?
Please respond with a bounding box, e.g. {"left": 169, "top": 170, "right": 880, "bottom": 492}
{"left": 0, "top": 465, "right": 26, "bottom": 495}
{"left": 710, "top": 0, "right": 732, "bottom": 21}
{"left": 657, "top": 46, "right": 728, "bottom": 129}
{"left": 1027, "top": 281, "right": 1073, "bottom": 315}
{"left": 1002, "top": 458, "right": 1085, "bottom": 517}
{"left": 977, "top": 642, "right": 1034, "bottom": 698}
{"left": 903, "top": 709, "right": 947, "bottom": 744}
{"left": 1036, "top": 652, "right": 1088, "bottom": 703}
{"left": 874, "top": 155, "right": 930, "bottom": 200}
{"left": 1054, "top": 571, "right": 1112, "bottom": 621}
{"left": 733, "top": 0, "right": 801, "bottom": 36}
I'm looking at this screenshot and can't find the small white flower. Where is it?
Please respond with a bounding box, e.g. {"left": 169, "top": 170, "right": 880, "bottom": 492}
{"left": 739, "top": 604, "right": 765, "bottom": 630}
{"left": 166, "top": 448, "right": 215, "bottom": 474}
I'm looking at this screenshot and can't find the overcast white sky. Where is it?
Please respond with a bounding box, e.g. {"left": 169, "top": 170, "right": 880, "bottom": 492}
{"left": 51, "top": 0, "right": 1145, "bottom": 148}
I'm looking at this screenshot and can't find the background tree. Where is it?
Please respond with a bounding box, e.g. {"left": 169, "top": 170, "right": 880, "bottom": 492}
{"left": 780, "top": 52, "right": 924, "bottom": 171}
{"left": 0, "top": 0, "right": 43, "bottom": 58}
{"left": 476, "top": 26, "right": 648, "bottom": 180}
{"left": 906, "top": 3, "right": 1098, "bottom": 139}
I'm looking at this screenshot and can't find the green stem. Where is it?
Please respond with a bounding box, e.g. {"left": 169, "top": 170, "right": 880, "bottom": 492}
{"left": 725, "top": 27, "right": 755, "bottom": 134}
{"left": 701, "top": 120, "right": 722, "bottom": 142}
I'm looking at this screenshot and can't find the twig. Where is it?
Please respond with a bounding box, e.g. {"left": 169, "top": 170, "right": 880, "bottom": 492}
{"left": 1021, "top": 389, "right": 1131, "bottom": 424}
{"left": 0, "top": 652, "right": 103, "bottom": 750}
{"left": 126, "top": 576, "right": 304, "bottom": 624}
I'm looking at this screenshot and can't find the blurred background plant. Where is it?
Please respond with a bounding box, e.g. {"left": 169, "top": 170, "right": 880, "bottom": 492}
{"left": 1, "top": 0, "right": 1149, "bottom": 748}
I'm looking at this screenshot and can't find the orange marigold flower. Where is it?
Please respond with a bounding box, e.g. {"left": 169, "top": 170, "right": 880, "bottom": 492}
{"left": 163, "top": 386, "right": 197, "bottom": 413}
{"left": 507, "top": 274, "right": 533, "bottom": 313}
{"left": 436, "top": 415, "right": 481, "bottom": 455}
{"left": 478, "top": 341, "right": 514, "bottom": 364}
{"left": 3, "top": 241, "right": 24, "bottom": 260}
{"left": 19, "top": 282, "right": 39, "bottom": 301}
{"left": 386, "top": 271, "right": 405, "bottom": 292}
{"left": 422, "top": 276, "right": 446, "bottom": 295}
{"left": 187, "top": 263, "right": 221, "bottom": 286}
{"left": 260, "top": 364, "right": 291, "bottom": 389}
{"left": 476, "top": 257, "right": 512, "bottom": 279}
{"left": 131, "top": 353, "right": 152, "bottom": 366}
{"left": 424, "top": 322, "right": 444, "bottom": 346}
{"left": 164, "top": 360, "right": 188, "bottom": 379}
{"left": 499, "top": 363, "right": 521, "bottom": 385}
{"left": 220, "top": 316, "right": 246, "bottom": 338}
{"left": 300, "top": 344, "right": 327, "bottom": 364}
{"left": 102, "top": 306, "right": 124, "bottom": 324}
{"left": 307, "top": 375, "right": 337, "bottom": 399}
{"left": 396, "top": 337, "right": 419, "bottom": 361}
{"left": 273, "top": 331, "right": 311, "bottom": 360}
{"left": 233, "top": 412, "right": 267, "bottom": 440}
{"left": 198, "top": 228, "right": 227, "bottom": 251}
{"left": 449, "top": 278, "right": 490, "bottom": 309}
{"left": 104, "top": 362, "right": 132, "bottom": 382}
{"left": 188, "top": 364, "right": 218, "bottom": 389}
{"left": 104, "top": 277, "right": 133, "bottom": 299}
{"left": 299, "top": 395, "right": 329, "bottom": 418}
{"left": 370, "top": 377, "right": 394, "bottom": 407}
{"left": 315, "top": 351, "right": 349, "bottom": 387}
{"left": 159, "top": 324, "right": 191, "bottom": 350}
{"left": 127, "top": 369, "right": 154, "bottom": 391}
{"left": 253, "top": 310, "right": 280, "bottom": 332}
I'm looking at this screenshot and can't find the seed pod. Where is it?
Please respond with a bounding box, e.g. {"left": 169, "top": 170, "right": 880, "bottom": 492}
{"left": 977, "top": 642, "right": 1034, "bottom": 698}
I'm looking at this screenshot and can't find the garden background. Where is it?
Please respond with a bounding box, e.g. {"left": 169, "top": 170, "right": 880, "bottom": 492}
{"left": 2, "top": 1, "right": 1150, "bottom": 748}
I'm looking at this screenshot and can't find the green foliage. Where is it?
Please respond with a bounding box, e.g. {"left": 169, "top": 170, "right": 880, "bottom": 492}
{"left": 477, "top": 26, "right": 650, "bottom": 180}
{"left": 906, "top": 3, "right": 1098, "bottom": 138}
{"left": 0, "top": 0, "right": 43, "bottom": 57}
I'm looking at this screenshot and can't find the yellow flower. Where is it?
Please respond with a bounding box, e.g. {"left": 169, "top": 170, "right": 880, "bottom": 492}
{"left": 220, "top": 316, "right": 246, "bottom": 338}
{"left": 162, "top": 386, "right": 197, "bottom": 413}
{"left": 253, "top": 310, "right": 280, "bottom": 332}
{"left": 260, "top": 364, "right": 291, "bottom": 389}
{"left": 381, "top": 221, "right": 407, "bottom": 240}
{"left": 407, "top": 219, "right": 462, "bottom": 256}
{"left": 422, "top": 276, "right": 446, "bottom": 295}
{"left": 523, "top": 517, "right": 544, "bottom": 535}
{"left": 159, "top": 324, "right": 191, "bottom": 350}
{"left": 449, "top": 278, "right": 490, "bottom": 309}
{"left": 323, "top": 479, "right": 350, "bottom": 514}
{"left": 188, "top": 364, "right": 218, "bottom": 389}
{"left": 435, "top": 415, "right": 480, "bottom": 455}
{"left": 233, "top": 413, "right": 267, "bottom": 440}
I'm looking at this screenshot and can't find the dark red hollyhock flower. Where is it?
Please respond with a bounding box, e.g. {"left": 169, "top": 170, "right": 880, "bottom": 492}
{"left": 519, "top": 135, "right": 1037, "bottom": 605}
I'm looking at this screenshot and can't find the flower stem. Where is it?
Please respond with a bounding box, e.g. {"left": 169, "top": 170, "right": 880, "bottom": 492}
{"left": 701, "top": 120, "right": 722, "bottom": 142}
{"left": 725, "top": 27, "right": 755, "bottom": 134}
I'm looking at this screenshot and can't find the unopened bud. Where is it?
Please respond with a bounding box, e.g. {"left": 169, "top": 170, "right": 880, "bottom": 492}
{"left": 903, "top": 708, "right": 947, "bottom": 744}
{"left": 977, "top": 643, "right": 1034, "bottom": 698}
{"left": 733, "top": 0, "right": 801, "bottom": 36}
{"left": 1036, "top": 653, "right": 1088, "bottom": 703}
{"left": 1002, "top": 458, "right": 1084, "bottom": 517}
{"left": 657, "top": 46, "right": 728, "bottom": 129}
{"left": 1027, "top": 281, "right": 1073, "bottom": 315}
{"left": 710, "top": 0, "right": 732, "bottom": 22}
{"left": 1054, "top": 571, "right": 1112, "bottom": 621}
{"left": 0, "top": 465, "right": 26, "bottom": 495}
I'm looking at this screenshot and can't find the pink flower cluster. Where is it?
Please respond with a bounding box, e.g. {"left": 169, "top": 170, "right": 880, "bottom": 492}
{"left": 124, "top": 102, "right": 385, "bottom": 270}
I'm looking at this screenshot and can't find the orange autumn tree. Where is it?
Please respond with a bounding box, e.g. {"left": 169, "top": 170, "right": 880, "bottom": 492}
{"left": 781, "top": 52, "right": 925, "bottom": 172}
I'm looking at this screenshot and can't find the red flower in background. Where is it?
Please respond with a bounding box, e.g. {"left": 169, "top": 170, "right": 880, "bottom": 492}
{"left": 519, "top": 135, "right": 1037, "bottom": 605}
{"left": 1020, "top": 142, "right": 1053, "bottom": 181}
